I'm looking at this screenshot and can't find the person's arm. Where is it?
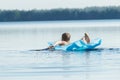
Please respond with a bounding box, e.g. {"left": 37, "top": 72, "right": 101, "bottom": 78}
{"left": 53, "top": 41, "right": 64, "bottom": 46}
{"left": 48, "top": 41, "right": 63, "bottom": 49}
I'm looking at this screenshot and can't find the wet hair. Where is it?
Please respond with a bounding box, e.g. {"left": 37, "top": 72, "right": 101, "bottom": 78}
{"left": 61, "top": 33, "right": 71, "bottom": 42}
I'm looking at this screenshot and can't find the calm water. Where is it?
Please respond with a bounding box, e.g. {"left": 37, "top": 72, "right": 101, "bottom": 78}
{"left": 0, "top": 20, "right": 120, "bottom": 80}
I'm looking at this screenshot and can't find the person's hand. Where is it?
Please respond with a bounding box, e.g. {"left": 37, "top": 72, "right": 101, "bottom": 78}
{"left": 48, "top": 46, "right": 54, "bottom": 49}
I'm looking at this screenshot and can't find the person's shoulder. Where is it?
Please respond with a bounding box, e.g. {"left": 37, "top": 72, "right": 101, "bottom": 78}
{"left": 56, "top": 41, "right": 69, "bottom": 45}
{"left": 61, "top": 41, "right": 67, "bottom": 43}
{"left": 61, "top": 41, "right": 70, "bottom": 45}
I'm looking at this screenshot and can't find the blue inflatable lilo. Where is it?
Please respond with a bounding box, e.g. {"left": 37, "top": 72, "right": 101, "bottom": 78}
{"left": 48, "top": 38, "right": 102, "bottom": 51}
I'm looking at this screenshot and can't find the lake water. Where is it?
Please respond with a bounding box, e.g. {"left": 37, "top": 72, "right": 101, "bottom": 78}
{"left": 0, "top": 20, "right": 120, "bottom": 80}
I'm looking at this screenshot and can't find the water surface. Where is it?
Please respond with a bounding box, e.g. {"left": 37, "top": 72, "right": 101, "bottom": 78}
{"left": 0, "top": 20, "right": 120, "bottom": 80}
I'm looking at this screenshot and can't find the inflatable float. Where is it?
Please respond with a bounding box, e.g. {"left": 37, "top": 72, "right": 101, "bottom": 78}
{"left": 48, "top": 38, "right": 102, "bottom": 51}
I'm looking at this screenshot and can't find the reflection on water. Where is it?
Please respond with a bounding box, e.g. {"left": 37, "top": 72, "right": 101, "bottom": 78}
{"left": 0, "top": 20, "right": 120, "bottom": 80}
{"left": 0, "top": 49, "right": 120, "bottom": 80}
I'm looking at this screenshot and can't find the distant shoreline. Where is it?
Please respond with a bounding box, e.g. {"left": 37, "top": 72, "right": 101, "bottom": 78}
{"left": 0, "top": 19, "right": 120, "bottom": 23}
{"left": 0, "top": 6, "right": 120, "bottom": 22}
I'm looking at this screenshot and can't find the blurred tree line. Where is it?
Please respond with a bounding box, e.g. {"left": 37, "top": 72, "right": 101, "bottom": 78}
{"left": 0, "top": 6, "right": 120, "bottom": 22}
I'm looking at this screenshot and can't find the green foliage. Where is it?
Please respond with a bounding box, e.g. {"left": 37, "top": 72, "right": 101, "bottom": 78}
{"left": 0, "top": 6, "right": 120, "bottom": 22}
